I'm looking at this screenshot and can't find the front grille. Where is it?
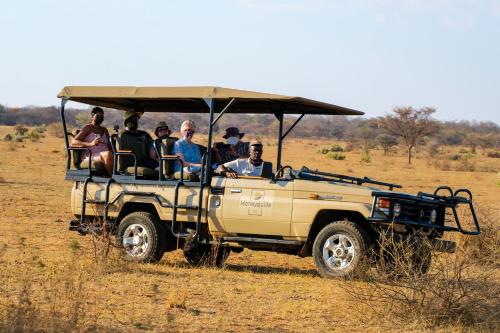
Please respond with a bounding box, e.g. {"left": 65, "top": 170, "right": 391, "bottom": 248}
{"left": 396, "top": 201, "right": 443, "bottom": 225}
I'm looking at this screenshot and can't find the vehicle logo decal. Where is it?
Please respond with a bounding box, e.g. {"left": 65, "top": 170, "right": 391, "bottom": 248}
{"left": 240, "top": 190, "right": 271, "bottom": 215}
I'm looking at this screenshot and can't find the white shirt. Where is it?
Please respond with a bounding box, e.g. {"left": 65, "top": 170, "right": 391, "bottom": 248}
{"left": 223, "top": 158, "right": 263, "bottom": 177}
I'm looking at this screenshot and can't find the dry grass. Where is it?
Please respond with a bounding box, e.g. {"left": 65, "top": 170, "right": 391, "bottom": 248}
{"left": 0, "top": 125, "right": 499, "bottom": 332}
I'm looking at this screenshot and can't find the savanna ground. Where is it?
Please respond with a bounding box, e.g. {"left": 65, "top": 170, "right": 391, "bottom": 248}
{"left": 0, "top": 125, "right": 499, "bottom": 332}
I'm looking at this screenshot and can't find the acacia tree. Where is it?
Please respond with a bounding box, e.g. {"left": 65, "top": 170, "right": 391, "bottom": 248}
{"left": 377, "top": 134, "right": 398, "bottom": 155}
{"left": 380, "top": 107, "right": 437, "bottom": 164}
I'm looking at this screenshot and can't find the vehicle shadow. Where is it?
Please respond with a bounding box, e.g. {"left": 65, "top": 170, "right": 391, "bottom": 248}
{"left": 157, "top": 259, "right": 319, "bottom": 277}
{"left": 222, "top": 263, "right": 318, "bottom": 277}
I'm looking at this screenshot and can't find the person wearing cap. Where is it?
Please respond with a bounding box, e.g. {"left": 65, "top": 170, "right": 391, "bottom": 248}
{"left": 72, "top": 107, "right": 113, "bottom": 176}
{"left": 215, "top": 140, "right": 272, "bottom": 178}
{"left": 149, "top": 121, "right": 172, "bottom": 162}
{"left": 121, "top": 109, "right": 157, "bottom": 169}
{"left": 213, "top": 127, "right": 250, "bottom": 164}
{"left": 122, "top": 110, "right": 151, "bottom": 139}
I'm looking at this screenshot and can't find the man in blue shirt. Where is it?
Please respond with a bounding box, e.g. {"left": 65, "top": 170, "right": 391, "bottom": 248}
{"left": 173, "top": 120, "right": 203, "bottom": 179}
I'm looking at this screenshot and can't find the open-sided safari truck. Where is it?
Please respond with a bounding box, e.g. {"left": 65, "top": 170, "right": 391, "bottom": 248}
{"left": 58, "top": 86, "right": 481, "bottom": 278}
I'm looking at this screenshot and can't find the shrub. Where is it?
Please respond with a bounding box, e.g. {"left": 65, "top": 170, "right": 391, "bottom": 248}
{"left": 14, "top": 135, "right": 25, "bottom": 142}
{"left": 360, "top": 148, "right": 371, "bottom": 163}
{"left": 330, "top": 144, "right": 344, "bottom": 152}
{"left": 35, "top": 125, "right": 46, "bottom": 134}
{"left": 427, "top": 144, "right": 441, "bottom": 158}
{"left": 456, "top": 158, "right": 475, "bottom": 172}
{"left": 14, "top": 125, "right": 28, "bottom": 136}
{"left": 457, "top": 205, "right": 499, "bottom": 268}
{"left": 318, "top": 147, "right": 330, "bottom": 154}
{"left": 448, "top": 154, "right": 461, "bottom": 161}
{"left": 326, "top": 152, "right": 346, "bottom": 160}
{"left": 486, "top": 151, "right": 500, "bottom": 158}
{"left": 3, "top": 134, "right": 12, "bottom": 141}
{"left": 27, "top": 130, "right": 42, "bottom": 142}
{"left": 344, "top": 141, "right": 354, "bottom": 152}
{"left": 342, "top": 232, "right": 500, "bottom": 329}
{"left": 47, "top": 122, "right": 65, "bottom": 138}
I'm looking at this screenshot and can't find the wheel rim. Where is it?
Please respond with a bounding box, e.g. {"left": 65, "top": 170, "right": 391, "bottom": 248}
{"left": 122, "top": 224, "right": 149, "bottom": 257}
{"left": 322, "top": 233, "right": 356, "bottom": 271}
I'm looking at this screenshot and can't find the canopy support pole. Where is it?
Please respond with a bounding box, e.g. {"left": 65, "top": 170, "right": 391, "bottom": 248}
{"left": 281, "top": 114, "right": 305, "bottom": 141}
{"left": 203, "top": 98, "right": 215, "bottom": 184}
{"left": 60, "top": 99, "right": 70, "bottom": 170}
{"left": 276, "top": 112, "right": 284, "bottom": 170}
{"left": 212, "top": 98, "right": 236, "bottom": 126}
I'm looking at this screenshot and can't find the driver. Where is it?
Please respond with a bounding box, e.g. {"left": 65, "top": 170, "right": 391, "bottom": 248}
{"left": 216, "top": 140, "right": 272, "bottom": 178}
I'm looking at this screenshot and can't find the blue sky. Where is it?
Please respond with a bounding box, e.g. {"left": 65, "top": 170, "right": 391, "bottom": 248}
{"left": 1, "top": 0, "right": 499, "bottom": 123}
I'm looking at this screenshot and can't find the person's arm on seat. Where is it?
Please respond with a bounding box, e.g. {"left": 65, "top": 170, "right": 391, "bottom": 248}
{"left": 215, "top": 164, "right": 238, "bottom": 178}
{"left": 71, "top": 125, "right": 99, "bottom": 147}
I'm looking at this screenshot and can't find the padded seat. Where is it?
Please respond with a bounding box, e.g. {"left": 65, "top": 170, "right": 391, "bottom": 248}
{"left": 155, "top": 137, "right": 179, "bottom": 179}
{"left": 124, "top": 166, "right": 158, "bottom": 178}
{"left": 115, "top": 132, "right": 157, "bottom": 179}
{"left": 80, "top": 158, "right": 105, "bottom": 172}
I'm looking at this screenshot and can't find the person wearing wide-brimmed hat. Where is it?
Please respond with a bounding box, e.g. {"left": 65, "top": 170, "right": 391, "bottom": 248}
{"left": 213, "top": 127, "right": 250, "bottom": 164}
{"left": 149, "top": 121, "right": 172, "bottom": 162}
{"left": 121, "top": 108, "right": 158, "bottom": 169}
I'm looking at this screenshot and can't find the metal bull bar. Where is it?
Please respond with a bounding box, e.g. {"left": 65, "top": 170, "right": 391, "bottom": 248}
{"left": 369, "top": 185, "right": 480, "bottom": 235}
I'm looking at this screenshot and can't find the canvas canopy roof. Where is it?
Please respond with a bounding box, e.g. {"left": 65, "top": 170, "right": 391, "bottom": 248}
{"left": 57, "top": 86, "right": 364, "bottom": 116}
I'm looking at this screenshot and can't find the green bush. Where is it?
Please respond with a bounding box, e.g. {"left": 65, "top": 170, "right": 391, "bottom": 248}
{"left": 318, "top": 147, "right": 330, "bottom": 154}
{"left": 360, "top": 149, "right": 372, "bottom": 163}
{"left": 14, "top": 125, "right": 29, "bottom": 136}
{"left": 326, "top": 152, "right": 346, "bottom": 160}
{"left": 330, "top": 144, "right": 344, "bottom": 152}
{"left": 13, "top": 135, "right": 26, "bottom": 142}
{"left": 35, "top": 125, "right": 46, "bottom": 134}
{"left": 27, "top": 130, "right": 42, "bottom": 142}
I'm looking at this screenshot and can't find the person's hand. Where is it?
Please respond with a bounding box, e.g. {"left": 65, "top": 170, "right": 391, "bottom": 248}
{"left": 226, "top": 170, "right": 238, "bottom": 178}
{"left": 89, "top": 137, "right": 101, "bottom": 147}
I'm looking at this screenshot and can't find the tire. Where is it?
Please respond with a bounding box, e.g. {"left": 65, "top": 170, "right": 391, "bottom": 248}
{"left": 312, "top": 220, "right": 371, "bottom": 278}
{"left": 183, "top": 235, "right": 230, "bottom": 267}
{"left": 116, "top": 212, "right": 167, "bottom": 263}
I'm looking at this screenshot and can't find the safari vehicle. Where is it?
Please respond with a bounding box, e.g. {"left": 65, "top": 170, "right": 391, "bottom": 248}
{"left": 58, "top": 86, "right": 481, "bottom": 278}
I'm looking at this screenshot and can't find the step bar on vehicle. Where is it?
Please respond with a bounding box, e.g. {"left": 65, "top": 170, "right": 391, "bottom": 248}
{"left": 222, "top": 236, "right": 303, "bottom": 246}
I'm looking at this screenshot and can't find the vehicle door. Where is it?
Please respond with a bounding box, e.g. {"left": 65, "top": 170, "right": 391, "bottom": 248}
{"left": 222, "top": 177, "right": 293, "bottom": 236}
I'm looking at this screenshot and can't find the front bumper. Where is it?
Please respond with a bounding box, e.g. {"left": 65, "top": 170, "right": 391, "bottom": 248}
{"left": 369, "top": 186, "right": 481, "bottom": 236}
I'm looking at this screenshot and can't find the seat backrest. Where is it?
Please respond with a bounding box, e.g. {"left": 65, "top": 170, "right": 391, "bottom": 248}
{"left": 261, "top": 162, "right": 273, "bottom": 178}
{"left": 156, "top": 137, "right": 179, "bottom": 178}
{"left": 70, "top": 129, "right": 82, "bottom": 168}
{"left": 116, "top": 132, "right": 150, "bottom": 172}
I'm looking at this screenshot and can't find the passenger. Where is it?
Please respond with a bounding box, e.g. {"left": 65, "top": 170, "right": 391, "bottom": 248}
{"left": 149, "top": 121, "right": 172, "bottom": 162}
{"left": 216, "top": 140, "right": 272, "bottom": 178}
{"left": 121, "top": 110, "right": 158, "bottom": 169}
{"left": 173, "top": 120, "right": 203, "bottom": 178}
{"left": 213, "top": 127, "right": 250, "bottom": 164}
{"left": 71, "top": 107, "right": 113, "bottom": 176}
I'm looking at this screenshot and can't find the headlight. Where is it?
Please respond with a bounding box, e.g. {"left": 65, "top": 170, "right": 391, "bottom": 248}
{"left": 430, "top": 209, "right": 437, "bottom": 223}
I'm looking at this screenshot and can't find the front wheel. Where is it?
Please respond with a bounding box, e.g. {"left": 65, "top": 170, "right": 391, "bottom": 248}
{"left": 116, "top": 212, "right": 167, "bottom": 263}
{"left": 312, "top": 221, "right": 371, "bottom": 278}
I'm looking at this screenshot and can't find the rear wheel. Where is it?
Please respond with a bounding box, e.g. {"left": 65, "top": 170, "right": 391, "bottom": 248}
{"left": 116, "top": 212, "right": 166, "bottom": 263}
{"left": 183, "top": 235, "right": 230, "bottom": 267}
{"left": 312, "top": 221, "right": 371, "bottom": 278}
